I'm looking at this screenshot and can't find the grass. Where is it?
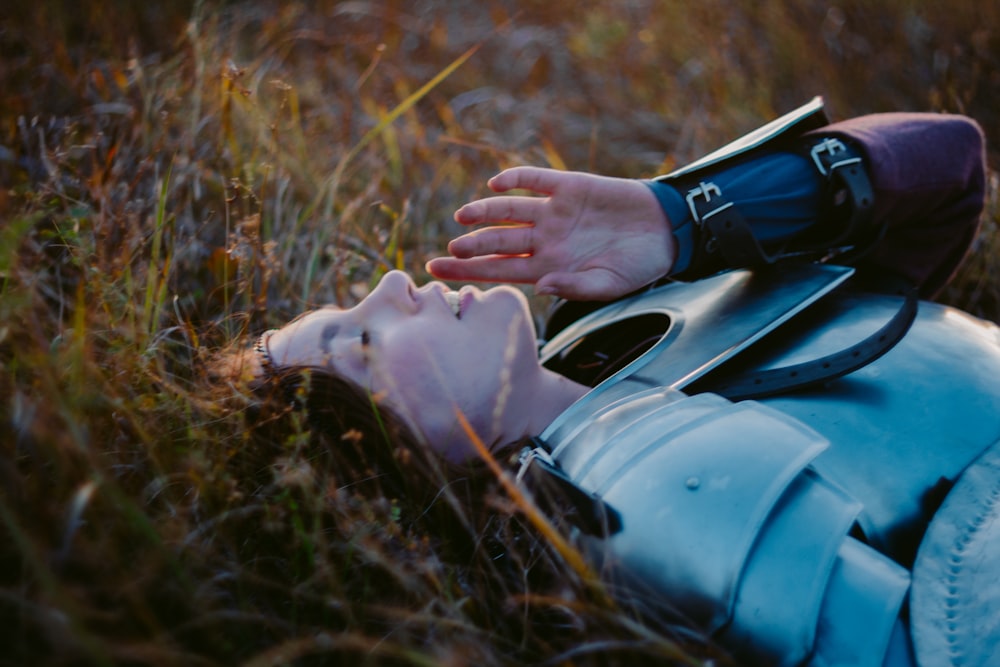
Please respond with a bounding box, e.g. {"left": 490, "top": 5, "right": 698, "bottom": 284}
{"left": 1, "top": 1, "right": 998, "bottom": 665}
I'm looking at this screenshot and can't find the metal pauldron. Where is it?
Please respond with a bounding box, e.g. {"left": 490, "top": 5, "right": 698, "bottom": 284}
{"left": 519, "top": 391, "right": 910, "bottom": 666}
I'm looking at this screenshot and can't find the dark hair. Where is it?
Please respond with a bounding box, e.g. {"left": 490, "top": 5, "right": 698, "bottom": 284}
{"left": 242, "top": 360, "right": 448, "bottom": 504}
{"left": 203, "top": 346, "right": 712, "bottom": 663}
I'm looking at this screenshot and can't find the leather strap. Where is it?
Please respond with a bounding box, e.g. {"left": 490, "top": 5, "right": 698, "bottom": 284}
{"left": 803, "top": 137, "right": 879, "bottom": 259}
{"left": 685, "top": 180, "right": 774, "bottom": 269}
{"left": 685, "top": 287, "right": 918, "bottom": 400}
{"left": 516, "top": 443, "right": 623, "bottom": 537}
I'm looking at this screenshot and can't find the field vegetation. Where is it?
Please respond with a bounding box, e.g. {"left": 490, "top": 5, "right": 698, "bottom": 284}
{"left": 2, "top": 1, "right": 998, "bottom": 665}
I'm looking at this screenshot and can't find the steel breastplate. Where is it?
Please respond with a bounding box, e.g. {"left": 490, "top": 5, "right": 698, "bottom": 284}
{"left": 538, "top": 266, "right": 1000, "bottom": 564}
{"left": 530, "top": 266, "right": 1000, "bottom": 665}
{"left": 540, "top": 263, "right": 854, "bottom": 425}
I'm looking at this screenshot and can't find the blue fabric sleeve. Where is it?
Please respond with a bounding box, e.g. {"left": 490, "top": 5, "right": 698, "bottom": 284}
{"left": 644, "top": 151, "right": 826, "bottom": 275}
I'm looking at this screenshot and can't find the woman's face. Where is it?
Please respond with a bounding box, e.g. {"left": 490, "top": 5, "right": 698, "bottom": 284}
{"left": 263, "top": 270, "right": 542, "bottom": 461}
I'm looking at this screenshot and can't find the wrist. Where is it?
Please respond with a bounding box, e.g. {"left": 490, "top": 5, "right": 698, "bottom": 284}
{"left": 643, "top": 179, "right": 693, "bottom": 275}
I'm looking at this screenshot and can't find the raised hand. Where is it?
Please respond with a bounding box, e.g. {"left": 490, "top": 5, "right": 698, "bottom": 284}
{"left": 425, "top": 167, "right": 676, "bottom": 301}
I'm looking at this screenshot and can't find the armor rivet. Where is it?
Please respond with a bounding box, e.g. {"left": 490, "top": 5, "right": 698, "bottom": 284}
{"left": 685, "top": 477, "right": 701, "bottom": 490}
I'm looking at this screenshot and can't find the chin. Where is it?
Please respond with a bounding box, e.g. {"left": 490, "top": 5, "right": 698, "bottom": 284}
{"left": 488, "top": 285, "right": 533, "bottom": 315}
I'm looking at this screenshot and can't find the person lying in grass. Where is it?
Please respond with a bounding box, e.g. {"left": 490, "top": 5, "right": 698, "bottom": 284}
{"left": 250, "top": 108, "right": 984, "bottom": 463}
{"left": 238, "top": 105, "right": 991, "bottom": 665}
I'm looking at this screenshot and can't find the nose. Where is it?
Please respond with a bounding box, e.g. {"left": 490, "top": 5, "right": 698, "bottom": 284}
{"left": 361, "top": 270, "right": 415, "bottom": 314}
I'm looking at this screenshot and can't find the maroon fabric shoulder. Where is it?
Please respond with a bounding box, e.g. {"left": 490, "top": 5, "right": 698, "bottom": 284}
{"left": 807, "top": 113, "right": 986, "bottom": 297}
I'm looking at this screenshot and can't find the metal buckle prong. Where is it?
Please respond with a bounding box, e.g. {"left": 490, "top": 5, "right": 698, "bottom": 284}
{"left": 516, "top": 445, "right": 554, "bottom": 484}
{"left": 686, "top": 180, "right": 734, "bottom": 224}
{"left": 811, "top": 137, "right": 862, "bottom": 177}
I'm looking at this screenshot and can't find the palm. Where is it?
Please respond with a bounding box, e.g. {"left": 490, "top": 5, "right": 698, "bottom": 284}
{"left": 426, "top": 167, "right": 675, "bottom": 301}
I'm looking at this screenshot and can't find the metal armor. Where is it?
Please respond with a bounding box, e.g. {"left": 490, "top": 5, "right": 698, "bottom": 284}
{"left": 520, "top": 266, "right": 1000, "bottom": 666}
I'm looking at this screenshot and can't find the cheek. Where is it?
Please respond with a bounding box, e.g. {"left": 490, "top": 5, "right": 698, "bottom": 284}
{"left": 370, "top": 317, "right": 529, "bottom": 410}
{"left": 369, "top": 341, "right": 479, "bottom": 415}
{"left": 368, "top": 344, "right": 440, "bottom": 403}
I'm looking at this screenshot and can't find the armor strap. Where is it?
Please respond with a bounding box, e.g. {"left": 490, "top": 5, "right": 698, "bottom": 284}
{"left": 802, "top": 136, "right": 880, "bottom": 262}
{"left": 810, "top": 137, "right": 874, "bottom": 244}
{"left": 684, "top": 285, "right": 918, "bottom": 400}
{"left": 685, "top": 180, "right": 774, "bottom": 269}
{"left": 516, "top": 441, "right": 623, "bottom": 537}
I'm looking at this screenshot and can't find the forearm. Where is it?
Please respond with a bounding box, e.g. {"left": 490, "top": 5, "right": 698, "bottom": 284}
{"left": 645, "top": 150, "right": 825, "bottom": 277}
{"left": 647, "top": 113, "right": 986, "bottom": 296}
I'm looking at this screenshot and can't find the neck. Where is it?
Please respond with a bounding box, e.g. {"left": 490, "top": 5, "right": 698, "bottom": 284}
{"left": 501, "top": 368, "right": 589, "bottom": 448}
{"left": 437, "top": 366, "right": 589, "bottom": 465}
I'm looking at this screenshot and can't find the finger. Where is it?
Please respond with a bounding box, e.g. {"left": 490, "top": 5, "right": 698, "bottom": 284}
{"left": 447, "top": 226, "right": 535, "bottom": 259}
{"left": 488, "top": 166, "right": 568, "bottom": 195}
{"left": 425, "top": 255, "right": 541, "bottom": 284}
{"left": 535, "top": 270, "right": 621, "bottom": 302}
{"left": 454, "top": 196, "right": 545, "bottom": 226}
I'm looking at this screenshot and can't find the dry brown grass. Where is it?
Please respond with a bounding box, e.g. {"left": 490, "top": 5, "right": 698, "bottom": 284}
{"left": 2, "top": 1, "right": 998, "bottom": 665}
